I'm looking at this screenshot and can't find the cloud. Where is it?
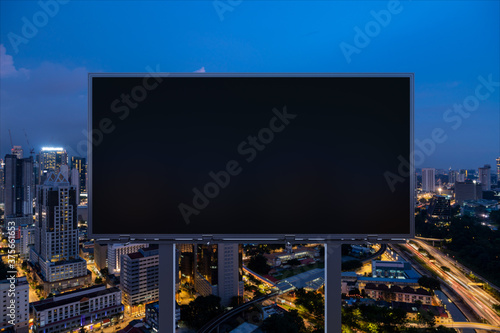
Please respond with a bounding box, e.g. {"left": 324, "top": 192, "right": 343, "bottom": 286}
{"left": 1, "top": 52, "right": 89, "bottom": 157}
{"left": 194, "top": 66, "right": 206, "bottom": 73}
{"left": 0, "top": 44, "right": 29, "bottom": 78}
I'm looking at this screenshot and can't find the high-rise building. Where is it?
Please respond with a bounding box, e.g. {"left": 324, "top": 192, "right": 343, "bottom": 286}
{"left": 478, "top": 164, "right": 491, "bottom": 191}
{"left": 496, "top": 157, "right": 500, "bottom": 186}
{"left": 120, "top": 245, "right": 159, "bottom": 313}
{"left": 455, "top": 181, "right": 483, "bottom": 205}
{"left": 448, "top": 170, "right": 458, "bottom": 185}
{"left": 3, "top": 154, "right": 34, "bottom": 226}
{"left": 71, "top": 156, "right": 87, "bottom": 196}
{"left": 194, "top": 243, "right": 243, "bottom": 307}
{"left": 11, "top": 145, "right": 23, "bottom": 159}
{"left": 107, "top": 243, "right": 148, "bottom": 275}
{"left": 421, "top": 168, "right": 436, "bottom": 193}
{"left": 0, "top": 276, "right": 29, "bottom": 333}
{"left": 31, "top": 285, "right": 123, "bottom": 333}
{"left": 0, "top": 158, "right": 5, "bottom": 205}
{"left": 40, "top": 147, "right": 67, "bottom": 183}
{"left": 30, "top": 171, "right": 90, "bottom": 294}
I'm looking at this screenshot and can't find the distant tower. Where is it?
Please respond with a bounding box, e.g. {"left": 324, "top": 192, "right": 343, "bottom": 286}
{"left": 0, "top": 159, "right": 4, "bottom": 205}
{"left": 496, "top": 157, "right": 500, "bottom": 186}
{"left": 70, "top": 156, "right": 87, "bottom": 197}
{"left": 478, "top": 164, "right": 491, "bottom": 191}
{"left": 4, "top": 154, "right": 34, "bottom": 226}
{"left": 39, "top": 147, "right": 68, "bottom": 183}
{"left": 422, "top": 168, "right": 436, "bottom": 193}
{"left": 11, "top": 145, "right": 23, "bottom": 159}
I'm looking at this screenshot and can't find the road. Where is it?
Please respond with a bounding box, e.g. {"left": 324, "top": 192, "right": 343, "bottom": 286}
{"left": 404, "top": 240, "right": 500, "bottom": 327}
{"left": 198, "top": 292, "right": 279, "bottom": 333}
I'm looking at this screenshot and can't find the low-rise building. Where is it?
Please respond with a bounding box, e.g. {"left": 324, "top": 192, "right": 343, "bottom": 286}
{"left": 31, "top": 285, "right": 123, "bottom": 333}
{"left": 363, "top": 283, "right": 432, "bottom": 304}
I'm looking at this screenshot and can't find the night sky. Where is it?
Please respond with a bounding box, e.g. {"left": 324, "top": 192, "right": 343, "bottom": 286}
{"left": 1, "top": 0, "right": 499, "bottom": 169}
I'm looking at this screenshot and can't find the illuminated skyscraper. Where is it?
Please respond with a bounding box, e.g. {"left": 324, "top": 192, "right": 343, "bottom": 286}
{"left": 478, "top": 164, "right": 491, "bottom": 191}
{"left": 496, "top": 157, "right": 500, "bottom": 185}
{"left": 194, "top": 243, "right": 243, "bottom": 307}
{"left": 40, "top": 147, "right": 68, "bottom": 183}
{"left": 422, "top": 168, "right": 435, "bottom": 193}
{"left": 0, "top": 159, "right": 4, "bottom": 205}
{"left": 71, "top": 156, "right": 87, "bottom": 196}
{"left": 30, "top": 171, "right": 91, "bottom": 293}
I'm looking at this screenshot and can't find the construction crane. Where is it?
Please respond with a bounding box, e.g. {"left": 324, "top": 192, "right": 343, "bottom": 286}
{"left": 23, "top": 129, "right": 35, "bottom": 157}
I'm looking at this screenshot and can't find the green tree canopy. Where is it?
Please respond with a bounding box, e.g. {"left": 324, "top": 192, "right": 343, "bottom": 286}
{"left": 180, "top": 295, "right": 223, "bottom": 330}
{"left": 261, "top": 309, "right": 306, "bottom": 333}
{"left": 247, "top": 254, "right": 271, "bottom": 275}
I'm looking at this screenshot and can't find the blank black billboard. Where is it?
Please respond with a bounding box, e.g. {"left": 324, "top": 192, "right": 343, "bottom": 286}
{"left": 89, "top": 74, "right": 413, "bottom": 240}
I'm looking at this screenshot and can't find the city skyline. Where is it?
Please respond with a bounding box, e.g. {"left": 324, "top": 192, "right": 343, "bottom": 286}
{"left": 1, "top": 1, "right": 499, "bottom": 169}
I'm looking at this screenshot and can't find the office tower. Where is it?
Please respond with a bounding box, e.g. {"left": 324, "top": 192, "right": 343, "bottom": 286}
{"left": 497, "top": 157, "right": 500, "bottom": 185}
{"left": 71, "top": 156, "right": 87, "bottom": 196}
{"left": 30, "top": 171, "right": 90, "bottom": 294}
{"left": 70, "top": 167, "right": 80, "bottom": 200}
{"left": 194, "top": 243, "right": 243, "bottom": 307}
{"left": 0, "top": 159, "right": 4, "bottom": 205}
{"left": 179, "top": 244, "right": 195, "bottom": 284}
{"left": 11, "top": 145, "right": 23, "bottom": 159}
{"left": 31, "top": 285, "right": 123, "bottom": 333}
{"left": 448, "top": 170, "right": 458, "bottom": 185}
{"left": 120, "top": 245, "right": 159, "bottom": 313}
{"left": 40, "top": 147, "right": 67, "bottom": 183}
{"left": 4, "top": 154, "right": 34, "bottom": 226}
{"left": 421, "top": 168, "right": 435, "bottom": 193}
{"left": 457, "top": 169, "right": 466, "bottom": 182}
{"left": 94, "top": 242, "right": 108, "bottom": 271}
{"left": 455, "top": 181, "right": 483, "bottom": 205}
{"left": 0, "top": 276, "right": 29, "bottom": 332}
{"left": 107, "top": 243, "right": 148, "bottom": 275}
{"left": 217, "top": 243, "right": 244, "bottom": 307}
{"left": 478, "top": 164, "right": 491, "bottom": 191}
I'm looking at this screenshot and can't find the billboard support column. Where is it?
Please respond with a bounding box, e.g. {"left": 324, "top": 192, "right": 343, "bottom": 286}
{"left": 325, "top": 242, "right": 341, "bottom": 333}
{"left": 159, "top": 243, "right": 176, "bottom": 332}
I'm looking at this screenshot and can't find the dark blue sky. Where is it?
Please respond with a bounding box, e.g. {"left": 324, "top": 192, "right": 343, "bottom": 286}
{"left": 1, "top": 0, "right": 499, "bottom": 169}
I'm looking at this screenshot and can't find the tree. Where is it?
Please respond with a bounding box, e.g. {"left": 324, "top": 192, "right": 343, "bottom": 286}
{"left": 99, "top": 267, "right": 108, "bottom": 276}
{"left": 294, "top": 288, "right": 324, "bottom": 319}
{"left": 418, "top": 276, "right": 440, "bottom": 291}
{"left": 94, "top": 277, "right": 103, "bottom": 284}
{"left": 247, "top": 254, "right": 271, "bottom": 275}
{"left": 180, "top": 295, "right": 223, "bottom": 330}
{"left": 417, "top": 309, "right": 436, "bottom": 328}
{"left": 261, "top": 310, "right": 306, "bottom": 333}
{"left": 341, "top": 260, "right": 362, "bottom": 272}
